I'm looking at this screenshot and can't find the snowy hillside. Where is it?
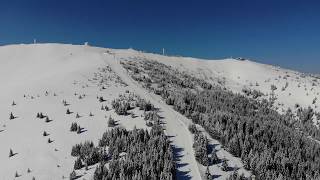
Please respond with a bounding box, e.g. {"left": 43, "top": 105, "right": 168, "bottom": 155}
{"left": 0, "top": 43, "right": 319, "bottom": 180}
{"left": 114, "top": 49, "right": 320, "bottom": 117}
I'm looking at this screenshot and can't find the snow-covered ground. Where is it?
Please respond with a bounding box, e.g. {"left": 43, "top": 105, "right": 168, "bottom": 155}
{"left": 114, "top": 49, "right": 320, "bottom": 120}
{"left": 0, "top": 43, "right": 319, "bottom": 179}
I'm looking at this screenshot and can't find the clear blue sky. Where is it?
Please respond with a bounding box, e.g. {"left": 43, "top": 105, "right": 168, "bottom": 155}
{"left": 0, "top": 0, "right": 320, "bottom": 73}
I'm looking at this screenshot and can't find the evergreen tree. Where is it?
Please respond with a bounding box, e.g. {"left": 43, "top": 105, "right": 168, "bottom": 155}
{"left": 77, "top": 125, "right": 82, "bottom": 134}
{"left": 9, "top": 149, "right": 14, "bottom": 157}
{"left": 9, "top": 112, "right": 15, "bottom": 120}
{"left": 108, "top": 116, "right": 116, "bottom": 127}
{"left": 70, "top": 123, "right": 78, "bottom": 132}
{"left": 70, "top": 170, "right": 77, "bottom": 180}
{"left": 74, "top": 157, "right": 83, "bottom": 170}
{"left": 14, "top": 171, "right": 19, "bottom": 178}
{"left": 45, "top": 116, "right": 51, "bottom": 123}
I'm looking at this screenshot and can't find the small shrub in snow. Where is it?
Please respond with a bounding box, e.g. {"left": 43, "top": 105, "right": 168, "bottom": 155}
{"left": 66, "top": 109, "right": 72, "bottom": 114}
{"left": 9, "top": 149, "right": 14, "bottom": 157}
{"left": 37, "top": 112, "right": 45, "bottom": 119}
{"left": 188, "top": 124, "right": 197, "bottom": 134}
{"left": 45, "top": 117, "right": 51, "bottom": 123}
{"left": 62, "top": 100, "right": 69, "bottom": 106}
{"left": 9, "top": 112, "right": 15, "bottom": 120}
{"left": 271, "top": 84, "right": 277, "bottom": 91}
{"left": 99, "top": 96, "right": 106, "bottom": 102}
{"left": 146, "top": 121, "right": 153, "bottom": 127}
{"left": 313, "top": 97, "right": 317, "bottom": 104}
{"left": 70, "top": 122, "right": 78, "bottom": 132}
{"left": 70, "top": 170, "right": 77, "bottom": 180}
{"left": 76, "top": 125, "right": 82, "bottom": 134}
{"left": 108, "top": 116, "right": 116, "bottom": 127}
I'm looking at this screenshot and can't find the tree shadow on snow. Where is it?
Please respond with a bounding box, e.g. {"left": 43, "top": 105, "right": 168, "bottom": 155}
{"left": 227, "top": 166, "right": 239, "bottom": 172}
{"left": 207, "top": 143, "right": 219, "bottom": 154}
{"left": 212, "top": 174, "right": 222, "bottom": 179}
{"left": 77, "top": 128, "right": 88, "bottom": 134}
{"left": 73, "top": 174, "right": 83, "bottom": 179}
{"left": 171, "top": 145, "right": 192, "bottom": 180}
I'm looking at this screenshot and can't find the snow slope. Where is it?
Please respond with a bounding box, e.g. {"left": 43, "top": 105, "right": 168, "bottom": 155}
{"left": 114, "top": 49, "right": 320, "bottom": 120}
{"left": 0, "top": 43, "right": 318, "bottom": 179}
{"left": 0, "top": 44, "right": 116, "bottom": 179}
{"left": 0, "top": 44, "right": 201, "bottom": 179}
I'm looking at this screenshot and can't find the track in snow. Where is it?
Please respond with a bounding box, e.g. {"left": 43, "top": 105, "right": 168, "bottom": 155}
{"left": 103, "top": 52, "right": 202, "bottom": 180}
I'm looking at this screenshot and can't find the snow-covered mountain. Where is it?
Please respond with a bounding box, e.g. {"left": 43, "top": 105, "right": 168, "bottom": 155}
{"left": 0, "top": 43, "right": 319, "bottom": 180}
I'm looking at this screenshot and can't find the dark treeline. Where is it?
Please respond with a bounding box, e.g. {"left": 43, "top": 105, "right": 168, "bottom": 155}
{"left": 122, "top": 59, "right": 320, "bottom": 180}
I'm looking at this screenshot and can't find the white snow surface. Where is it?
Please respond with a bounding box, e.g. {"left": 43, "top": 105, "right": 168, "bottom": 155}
{"left": 0, "top": 43, "right": 319, "bottom": 179}
{"left": 115, "top": 49, "right": 320, "bottom": 119}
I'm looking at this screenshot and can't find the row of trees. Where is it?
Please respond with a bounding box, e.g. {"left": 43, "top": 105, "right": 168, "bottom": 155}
{"left": 122, "top": 59, "right": 320, "bottom": 180}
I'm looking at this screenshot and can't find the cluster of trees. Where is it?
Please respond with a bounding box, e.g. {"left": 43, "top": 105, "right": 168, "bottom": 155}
{"left": 71, "top": 141, "right": 104, "bottom": 170}
{"left": 69, "top": 92, "right": 175, "bottom": 179}
{"left": 111, "top": 99, "right": 130, "bottom": 115}
{"left": 36, "top": 112, "right": 46, "bottom": 119}
{"left": 226, "top": 170, "right": 247, "bottom": 180}
{"left": 111, "top": 93, "right": 154, "bottom": 116}
{"left": 136, "top": 97, "right": 154, "bottom": 111}
{"left": 144, "top": 110, "right": 160, "bottom": 126}
{"left": 241, "top": 88, "right": 264, "bottom": 99}
{"left": 70, "top": 122, "right": 83, "bottom": 134}
{"left": 193, "top": 132, "right": 209, "bottom": 165}
{"left": 122, "top": 59, "right": 320, "bottom": 179}
{"left": 95, "top": 125, "right": 175, "bottom": 180}
{"left": 69, "top": 125, "right": 176, "bottom": 179}
{"left": 189, "top": 124, "right": 221, "bottom": 168}
{"left": 295, "top": 107, "right": 320, "bottom": 141}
